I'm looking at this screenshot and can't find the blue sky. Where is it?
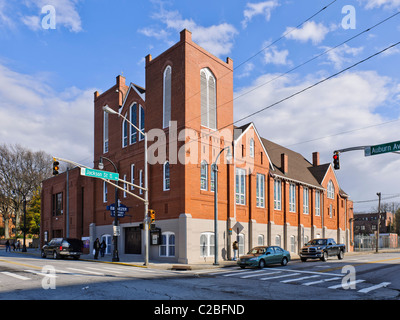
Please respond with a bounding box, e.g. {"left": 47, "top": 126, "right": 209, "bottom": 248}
{"left": 0, "top": 0, "right": 399, "bottom": 211}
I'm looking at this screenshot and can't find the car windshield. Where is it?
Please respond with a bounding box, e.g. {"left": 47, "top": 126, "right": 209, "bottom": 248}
{"left": 247, "top": 247, "right": 266, "bottom": 254}
{"left": 306, "top": 239, "right": 327, "bottom": 246}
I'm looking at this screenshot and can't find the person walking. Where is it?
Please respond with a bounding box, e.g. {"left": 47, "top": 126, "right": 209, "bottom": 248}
{"left": 232, "top": 241, "right": 239, "bottom": 261}
{"left": 100, "top": 239, "right": 106, "bottom": 257}
{"left": 5, "top": 240, "right": 10, "bottom": 252}
{"left": 93, "top": 238, "right": 100, "bottom": 259}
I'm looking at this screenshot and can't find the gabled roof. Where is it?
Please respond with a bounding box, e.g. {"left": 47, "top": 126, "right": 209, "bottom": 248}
{"left": 120, "top": 82, "right": 146, "bottom": 113}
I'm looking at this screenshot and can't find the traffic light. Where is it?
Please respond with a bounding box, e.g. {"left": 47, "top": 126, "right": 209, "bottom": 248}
{"left": 149, "top": 209, "right": 155, "bottom": 224}
{"left": 53, "top": 159, "right": 60, "bottom": 175}
{"left": 333, "top": 152, "right": 340, "bottom": 170}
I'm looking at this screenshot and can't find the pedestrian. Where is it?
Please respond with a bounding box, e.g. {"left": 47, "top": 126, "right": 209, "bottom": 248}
{"left": 93, "top": 238, "right": 100, "bottom": 259}
{"left": 16, "top": 240, "right": 21, "bottom": 251}
{"left": 12, "top": 241, "right": 16, "bottom": 251}
{"left": 100, "top": 239, "right": 106, "bottom": 257}
{"left": 5, "top": 240, "right": 10, "bottom": 252}
{"left": 232, "top": 241, "right": 239, "bottom": 261}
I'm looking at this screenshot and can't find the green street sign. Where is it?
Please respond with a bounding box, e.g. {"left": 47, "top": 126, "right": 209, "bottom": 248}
{"left": 80, "top": 167, "right": 119, "bottom": 181}
{"left": 364, "top": 140, "right": 400, "bottom": 157}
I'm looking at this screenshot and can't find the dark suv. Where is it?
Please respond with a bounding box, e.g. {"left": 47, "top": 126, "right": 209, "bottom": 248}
{"left": 41, "top": 238, "right": 83, "bottom": 260}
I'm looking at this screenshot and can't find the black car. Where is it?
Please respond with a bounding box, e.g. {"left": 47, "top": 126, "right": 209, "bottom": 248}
{"left": 41, "top": 238, "right": 83, "bottom": 260}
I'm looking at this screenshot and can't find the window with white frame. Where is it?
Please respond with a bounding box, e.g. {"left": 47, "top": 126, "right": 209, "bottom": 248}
{"left": 103, "top": 109, "right": 108, "bottom": 153}
{"left": 238, "top": 234, "right": 245, "bottom": 255}
{"left": 139, "top": 169, "right": 143, "bottom": 195}
{"left": 163, "top": 66, "right": 172, "bottom": 128}
{"left": 315, "top": 190, "right": 321, "bottom": 216}
{"left": 130, "top": 164, "right": 135, "bottom": 190}
{"left": 258, "top": 234, "right": 264, "bottom": 246}
{"left": 274, "top": 179, "right": 281, "bottom": 210}
{"left": 275, "top": 235, "right": 281, "bottom": 247}
{"left": 290, "top": 235, "right": 296, "bottom": 253}
{"left": 201, "top": 161, "right": 208, "bottom": 190}
{"left": 200, "top": 232, "right": 214, "bottom": 257}
{"left": 256, "top": 173, "right": 265, "bottom": 208}
{"left": 101, "top": 234, "right": 112, "bottom": 254}
{"left": 289, "top": 183, "right": 296, "bottom": 212}
{"left": 200, "top": 68, "right": 216, "bottom": 129}
{"left": 130, "top": 103, "right": 137, "bottom": 144}
{"left": 122, "top": 112, "right": 128, "bottom": 148}
{"left": 103, "top": 181, "right": 107, "bottom": 203}
{"left": 303, "top": 187, "right": 309, "bottom": 214}
{"left": 249, "top": 138, "right": 254, "bottom": 158}
{"left": 329, "top": 204, "right": 333, "bottom": 218}
{"left": 210, "top": 167, "right": 215, "bottom": 192}
{"left": 160, "top": 232, "right": 175, "bottom": 257}
{"left": 163, "top": 161, "right": 170, "bottom": 191}
{"left": 139, "top": 105, "right": 145, "bottom": 141}
{"left": 327, "top": 180, "right": 335, "bottom": 199}
{"left": 236, "top": 168, "right": 246, "bottom": 205}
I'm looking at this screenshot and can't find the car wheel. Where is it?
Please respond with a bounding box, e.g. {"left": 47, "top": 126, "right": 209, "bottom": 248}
{"left": 338, "top": 250, "right": 344, "bottom": 260}
{"left": 301, "top": 258, "right": 307, "bottom": 262}
{"left": 41, "top": 250, "right": 46, "bottom": 259}
{"left": 258, "top": 259, "right": 266, "bottom": 269}
{"left": 281, "top": 257, "right": 288, "bottom": 266}
{"left": 321, "top": 251, "right": 328, "bottom": 262}
{"left": 53, "top": 251, "right": 59, "bottom": 259}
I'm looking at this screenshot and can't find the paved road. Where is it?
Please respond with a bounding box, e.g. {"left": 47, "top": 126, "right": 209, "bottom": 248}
{"left": 0, "top": 250, "right": 399, "bottom": 301}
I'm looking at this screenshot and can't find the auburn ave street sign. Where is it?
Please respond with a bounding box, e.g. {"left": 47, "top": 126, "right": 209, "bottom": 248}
{"left": 80, "top": 167, "right": 119, "bottom": 181}
{"left": 364, "top": 140, "right": 400, "bottom": 157}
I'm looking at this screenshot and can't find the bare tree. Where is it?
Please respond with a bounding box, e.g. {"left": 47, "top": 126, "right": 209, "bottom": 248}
{"left": 0, "top": 144, "right": 52, "bottom": 237}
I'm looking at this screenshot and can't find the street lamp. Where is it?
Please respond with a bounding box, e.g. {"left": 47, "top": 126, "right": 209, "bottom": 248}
{"left": 102, "top": 105, "right": 150, "bottom": 266}
{"left": 99, "top": 156, "right": 119, "bottom": 262}
{"left": 211, "top": 146, "right": 232, "bottom": 265}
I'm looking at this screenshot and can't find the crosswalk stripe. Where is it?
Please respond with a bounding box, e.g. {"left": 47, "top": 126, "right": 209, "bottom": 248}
{"left": 328, "top": 279, "right": 365, "bottom": 289}
{"left": 24, "top": 270, "right": 57, "bottom": 278}
{"left": 280, "top": 275, "right": 320, "bottom": 283}
{"left": 260, "top": 273, "right": 301, "bottom": 280}
{"left": 85, "top": 267, "right": 123, "bottom": 274}
{"left": 240, "top": 271, "right": 282, "bottom": 279}
{"left": 1, "top": 271, "right": 31, "bottom": 280}
{"left": 302, "top": 277, "right": 342, "bottom": 286}
{"left": 66, "top": 267, "right": 104, "bottom": 276}
{"left": 358, "top": 282, "right": 391, "bottom": 293}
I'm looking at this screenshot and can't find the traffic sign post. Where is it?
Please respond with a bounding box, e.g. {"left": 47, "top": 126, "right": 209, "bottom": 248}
{"left": 80, "top": 167, "right": 119, "bottom": 181}
{"left": 364, "top": 140, "right": 400, "bottom": 157}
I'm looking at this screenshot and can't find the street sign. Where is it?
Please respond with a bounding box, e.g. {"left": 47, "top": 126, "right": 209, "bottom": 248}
{"left": 364, "top": 140, "right": 400, "bottom": 157}
{"left": 80, "top": 167, "right": 119, "bottom": 181}
{"left": 107, "top": 203, "right": 129, "bottom": 217}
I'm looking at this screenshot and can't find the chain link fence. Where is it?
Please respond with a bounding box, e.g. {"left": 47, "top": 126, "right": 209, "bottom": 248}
{"left": 354, "top": 234, "right": 400, "bottom": 251}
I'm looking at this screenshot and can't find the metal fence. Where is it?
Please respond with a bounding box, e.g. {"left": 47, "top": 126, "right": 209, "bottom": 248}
{"left": 354, "top": 234, "right": 400, "bottom": 251}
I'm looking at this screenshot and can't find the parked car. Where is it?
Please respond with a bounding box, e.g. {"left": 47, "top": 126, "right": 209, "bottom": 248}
{"left": 299, "top": 238, "right": 345, "bottom": 262}
{"left": 237, "top": 246, "right": 290, "bottom": 269}
{"left": 41, "top": 238, "right": 83, "bottom": 260}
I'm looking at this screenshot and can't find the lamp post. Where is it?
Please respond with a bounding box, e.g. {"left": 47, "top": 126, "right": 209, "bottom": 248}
{"left": 211, "top": 146, "right": 232, "bottom": 265}
{"left": 99, "top": 156, "right": 119, "bottom": 261}
{"left": 102, "top": 106, "right": 149, "bottom": 266}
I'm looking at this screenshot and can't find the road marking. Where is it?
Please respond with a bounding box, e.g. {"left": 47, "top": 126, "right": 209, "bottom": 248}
{"left": 358, "top": 282, "right": 391, "bottom": 293}
{"left": 1, "top": 271, "right": 31, "bottom": 280}
{"left": 318, "top": 256, "right": 400, "bottom": 273}
{"left": 66, "top": 267, "right": 104, "bottom": 276}
{"left": 280, "top": 275, "right": 320, "bottom": 283}
{"left": 328, "top": 279, "right": 365, "bottom": 289}
{"left": 240, "top": 271, "right": 281, "bottom": 279}
{"left": 302, "top": 277, "right": 342, "bottom": 286}
{"left": 222, "top": 270, "right": 254, "bottom": 277}
{"left": 260, "top": 273, "right": 301, "bottom": 280}
{"left": 85, "top": 267, "right": 123, "bottom": 274}
{"left": 24, "top": 270, "right": 57, "bottom": 278}
{"left": 0, "top": 259, "right": 41, "bottom": 270}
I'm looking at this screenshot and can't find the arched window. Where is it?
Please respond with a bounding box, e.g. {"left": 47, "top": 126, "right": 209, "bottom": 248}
{"left": 201, "top": 161, "right": 208, "bottom": 190}
{"left": 163, "top": 66, "right": 172, "bottom": 128}
{"left": 139, "top": 105, "right": 145, "bottom": 141}
{"left": 103, "top": 108, "right": 109, "bottom": 153}
{"left": 130, "top": 103, "right": 137, "bottom": 144}
{"left": 200, "top": 68, "right": 216, "bottom": 129}
{"left": 163, "top": 161, "right": 170, "bottom": 191}
{"left": 122, "top": 112, "right": 128, "bottom": 148}
{"left": 327, "top": 180, "right": 335, "bottom": 199}
{"left": 160, "top": 232, "right": 175, "bottom": 257}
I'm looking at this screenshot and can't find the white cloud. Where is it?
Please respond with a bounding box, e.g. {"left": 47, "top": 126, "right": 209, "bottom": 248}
{"left": 0, "top": 63, "right": 94, "bottom": 165}
{"left": 359, "top": 0, "right": 400, "bottom": 9}
{"left": 142, "top": 8, "right": 238, "bottom": 57}
{"left": 233, "top": 70, "right": 400, "bottom": 212}
{"left": 284, "top": 21, "right": 329, "bottom": 45}
{"left": 262, "top": 44, "right": 291, "bottom": 66}
{"left": 321, "top": 44, "right": 364, "bottom": 70}
{"left": 242, "top": 1, "right": 279, "bottom": 28}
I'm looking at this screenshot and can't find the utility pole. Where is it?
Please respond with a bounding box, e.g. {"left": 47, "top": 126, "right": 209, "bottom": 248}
{"left": 376, "top": 192, "right": 381, "bottom": 253}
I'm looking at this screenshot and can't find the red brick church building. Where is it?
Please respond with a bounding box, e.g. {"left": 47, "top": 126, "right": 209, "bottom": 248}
{"left": 41, "top": 29, "right": 354, "bottom": 263}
